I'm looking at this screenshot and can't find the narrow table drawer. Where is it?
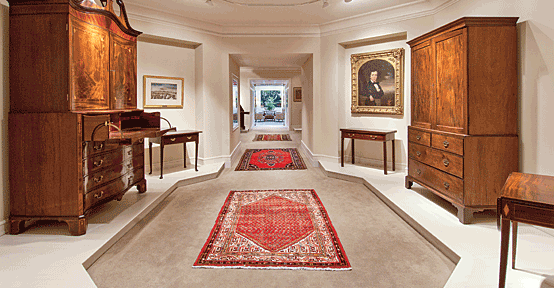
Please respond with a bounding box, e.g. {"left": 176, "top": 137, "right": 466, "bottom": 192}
{"left": 409, "top": 143, "right": 463, "bottom": 178}
{"left": 408, "top": 128, "right": 431, "bottom": 147}
{"left": 161, "top": 133, "right": 198, "bottom": 145}
{"left": 343, "top": 132, "right": 385, "bottom": 141}
{"left": 409, "top": 159, "right": 464, "bottom": 203}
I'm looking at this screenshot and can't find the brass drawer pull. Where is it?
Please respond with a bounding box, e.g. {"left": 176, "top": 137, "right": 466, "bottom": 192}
{"left": 416, "top": 135, "right": 422, "bottom": 141}
{"left": 93, "top": 159, "right": 104, "bottom": 167}
{"left": 416, "top": 151, "right": 421, "bottom": 157}
{"left": 93, "top": 143, "right": 104, "bottom": 150}
{"left": 139, "top": 138, "right": 144, "bottom": 143}
{"left": 443, "top": 140, "right": 450, "bottom": 148}
{"left": 94, "top": 191, "right": 104, "bottom": 199}
{"left": 127, "top": 150, "right": 132, "bottom": 155}
{"left": 444, "top": 182, "right": 450, "bottom": 189}
{"left": 170, "top": 138, "right": 176, "bottom": 142}
{"left": 187, "top": 136, "right": 193, "bottom": 140}
{"left": 443, "top": 159, "right": 450, "bottom": 167}
{"left": 94, "top": 175, "right": 104, "bottom": 183}
{"left": 416, "top": 169, "right": 422, "bottom": 175}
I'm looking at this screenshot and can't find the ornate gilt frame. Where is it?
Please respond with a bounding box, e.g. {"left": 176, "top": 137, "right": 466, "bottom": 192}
{"left": 351, "top": 48, "right": 404, "bottom": 115}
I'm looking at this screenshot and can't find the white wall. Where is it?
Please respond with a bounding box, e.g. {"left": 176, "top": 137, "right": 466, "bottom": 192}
{"left": 137, "top": 39, "right": 196, "bottom": 171}
{"left": 229, "top": 56, "right": 240, "bottom": 162}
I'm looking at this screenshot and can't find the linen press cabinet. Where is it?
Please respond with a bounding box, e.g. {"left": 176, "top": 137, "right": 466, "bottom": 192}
{"left": 8, "top": 0, "right": 163, "bottom": 235}
{"left": 405, "top": 17, "right": 520, "bottom": 223}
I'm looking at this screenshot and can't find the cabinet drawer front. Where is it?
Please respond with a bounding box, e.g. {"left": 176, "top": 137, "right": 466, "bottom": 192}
{"left": 83, "top": 149, "right": 125, "bottom": 176}
{"left": 409, "top": 143, "right": 463, "bottom": 178}
{"left": 83, "top": 141, "right": 120, "bottom": 159}
{"left": 344, "top": 132, "right": 385, "bottom": 141}
{"left": 84, "top": 178, "right": 126, "bottom": 211}
{"left": 127, "top": 167, "right": 144, "bottom": 187}
{"left": 432, "top": 133, "right": 464, "bottom": 155}
{"left": 408, "top": 128, "right": 431, "bottom": 146}
{"left": 84, "top": 163, "right": 126, "bottom": 192}
{"left": 409, "top": 159, "right": 463, "bottom": 203}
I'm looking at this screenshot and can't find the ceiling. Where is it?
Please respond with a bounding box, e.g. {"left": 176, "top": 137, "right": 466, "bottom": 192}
{"left": 124, "top": 0, "right": 427, "bottom": 27}
{"left": 231, "top": 53, "right": 311, "bottom": 69}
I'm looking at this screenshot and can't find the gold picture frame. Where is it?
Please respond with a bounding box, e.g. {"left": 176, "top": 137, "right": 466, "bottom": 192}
{"left": 143, "top": 75, "right": 184, "bottom": 108}
{"left": 293, "top": 87, "right": 302, "bottom": 102}
{"left": 351, "top": 48, "right": 404, "bottom": 115}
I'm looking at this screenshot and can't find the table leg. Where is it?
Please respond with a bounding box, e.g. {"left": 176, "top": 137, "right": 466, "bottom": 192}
{"left": 499, "top": 218, "right": 511, "bottom": 288}
{"left": 383, "top": 141, "right": 387, "bottom": 175}
{"left": 160, "top": 142, "right": 164, "bottom": 179}
{"left": 149, "top": 141, "right": 153, "bottom": 175}
{"left": 341, "top": 136, "right": 344, "bottom": 167}
{"left": 512, "top": 221, "right": 518, "bottom": 269}
{"left": 183, "top": 142, "right": 187, "bottom": 168}
{"left": 351, "top": 139, "right": 355, "bottom": 164}
{"left": 392, "top": 140, "right": 396, "bottom": 171}
{"left": 195, "top": 139, "right": 199, "bottom": 171}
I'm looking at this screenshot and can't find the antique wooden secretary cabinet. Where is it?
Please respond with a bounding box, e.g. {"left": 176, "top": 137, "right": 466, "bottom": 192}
{"left": 405, "top": 17, "right": 520, "bottom": 223}
{"left": 8, "top": 0, "right": 164, "bottom": 235}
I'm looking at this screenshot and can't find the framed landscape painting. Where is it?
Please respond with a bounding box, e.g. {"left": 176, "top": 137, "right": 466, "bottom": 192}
{"left": 293, "top": 87, "right": 302, "bottom": 102}
{"left": 351, "top": 48, "right": 404, "bottom": 115}
{"left": 143, "top": 75, "right": 184, "bottom": 108}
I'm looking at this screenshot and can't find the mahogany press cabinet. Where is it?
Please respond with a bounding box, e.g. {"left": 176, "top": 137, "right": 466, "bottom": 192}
{"left": 7, "top": 0, "right": 168, "bottom": 235}
{"left": 405, "top": 17, "right": 520, "bottom": 223}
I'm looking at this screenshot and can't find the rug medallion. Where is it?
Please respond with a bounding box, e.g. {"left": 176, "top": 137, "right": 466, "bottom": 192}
{"left": 193, "top": 189, "right": 351, "bottom": 270}
{"left": 235, "top": 148, "right": 306, "bottom": 171}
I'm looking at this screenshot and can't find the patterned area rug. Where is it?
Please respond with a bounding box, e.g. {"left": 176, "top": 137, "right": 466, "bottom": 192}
{"left": 235, "top": 148, "right": 307, "bottom": 171}
{"left": 253, "top": 134, "right": 292, "bottom": 141}
{"left": 193, "top": 189, "right": 351, "bottom": 270}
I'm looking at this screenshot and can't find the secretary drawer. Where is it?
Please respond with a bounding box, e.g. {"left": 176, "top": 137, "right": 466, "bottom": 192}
{"left": 84, "top": 178, "right": 126, "bottom": 211}
{"left": 409, "top": 159, "right": 463, "bottom": 203}
{"left": 82, "top": 148, "right": 125, "bottom": 176}
{"left": 408, "top": 128, "right": 431, "bottom": 146}
{"left": 83, "top": 141, "right": 120, "bottom": 159}
{"left": 409, "top": 143, "right": 463, "bottom": 178}
{"left": 432, "top": 133, "right": 464, "bottom": 155}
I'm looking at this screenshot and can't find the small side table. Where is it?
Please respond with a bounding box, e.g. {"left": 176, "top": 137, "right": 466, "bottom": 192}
{"left": 149, "top": 130, "right": 202, "bottom": 179}
{"left": 498, "top": 172, "right": 554, "bottom": 288}
{"left": 340, "top": 128, "right": 396, "bottom": 174}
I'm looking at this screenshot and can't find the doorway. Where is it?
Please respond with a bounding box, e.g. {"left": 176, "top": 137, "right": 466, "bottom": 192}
{"left": 251, "top": 79, "right": 289, "bottom": 129}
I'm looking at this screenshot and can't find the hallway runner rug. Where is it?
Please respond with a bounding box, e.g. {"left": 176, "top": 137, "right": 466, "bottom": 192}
{"left": 253, "top": 134, "right": 292, "bottom": 141}
{"left": 235, "top": 148, "right": 307, "bottom": 171}
{"left": 193, "top": 189, "right": 351, "bottom": 270}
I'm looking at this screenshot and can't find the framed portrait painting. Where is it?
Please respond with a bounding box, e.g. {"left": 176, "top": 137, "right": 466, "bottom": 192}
{"left": 351, "top": 48, "right": 404, "bottom": 115}
{"left": 293, "top": 87, "right": 302, "bottom": 102}
{"left": 143, "top": 75, "right": 184, "bottom": 108}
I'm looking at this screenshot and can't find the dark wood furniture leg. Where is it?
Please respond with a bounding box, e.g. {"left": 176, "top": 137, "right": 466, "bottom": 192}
{"left": 383, "top": 141, "right": 387, "bottom": 175}
{"left": 183, "top": 143, "right": 187, "bottom": 168}
{"left": 66, "top": 218, "right": 87, "bottom": 236}
{"left": 392, "top": 140, "right": 395, "bottom": 171}
{"left": 512, "top": 221, "right": 518, "bottom": 269}
{"left": 351, "top": 139, "right": 355, "bottom": 164}
{"left": 160, "top": 142, "right": 164, "bottom": 179}
{"left": 499, "top": 217, "right": 511, "bottom": 288}
{"left": 195, "top": 139, "right": 199, "bottom": 171}
{"left": 149, "top": 141, "right": 153, "bottom": 174}
{"left": 341, "top": 135, "right": 344, "bottom": 167}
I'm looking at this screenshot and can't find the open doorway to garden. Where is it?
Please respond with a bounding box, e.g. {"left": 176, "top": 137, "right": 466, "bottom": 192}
{"left": 251, "top": 79, "right": 289, "bottom": 128}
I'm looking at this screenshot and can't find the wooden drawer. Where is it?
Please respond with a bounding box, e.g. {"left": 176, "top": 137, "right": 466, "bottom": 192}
{"left": 84, "top": 178, "right": 126, "bottom": 211}
{"left": 432, "top": 133, "right": 464, "bottom": 156}
{"left": 409, "top": 143, "right": 463, "bottom": 178}
{"left": 83, "top": 161, "right": 127, "bottom": 193}
{"left": 161, "top": 133, "right": 198, "bottom": 145}
{"left": 83, "top": 141, "right": 120, "bottom": 159}
{"left": 409, "top": 159, "right": 464, "bottom": 203}
{"left": 408, "top": 128, "right": 431, "bottom": 146}
{"left": 127, "top": 167, "right": 144, "bottom": 187}
{"left": 82, "top": 114, "right": 110, "bottom": 142}
{"left": 82, "top": 148, "right": 125, "bottom": 176}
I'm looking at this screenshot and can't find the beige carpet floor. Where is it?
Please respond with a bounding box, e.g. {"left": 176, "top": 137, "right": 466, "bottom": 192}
{"left": 87, "top": 129, "right": 455, "bottom": 288}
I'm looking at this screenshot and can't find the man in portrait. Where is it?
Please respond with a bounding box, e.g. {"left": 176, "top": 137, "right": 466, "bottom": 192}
{"left": 366, "top": 70, "right": 384, "bottom": 106}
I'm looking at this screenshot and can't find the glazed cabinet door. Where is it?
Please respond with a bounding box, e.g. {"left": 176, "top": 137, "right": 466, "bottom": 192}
{"left": 434, "top": 29, "right": 467, "bottom": 134}
{"left": 410, "top": 41, "right": 434, "bottom": 129}
{"left": 110, "top": 33, "right": 138, "bottom": 110}
{"left": 69, "top": 16, "right": 110, "bottom": 111}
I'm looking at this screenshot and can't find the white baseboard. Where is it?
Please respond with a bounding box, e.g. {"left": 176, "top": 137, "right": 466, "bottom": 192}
{"left": 229, "top": 141, "right": 242, "bottom": 168}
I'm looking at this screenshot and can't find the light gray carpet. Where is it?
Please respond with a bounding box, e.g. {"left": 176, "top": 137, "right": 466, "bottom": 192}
{"left": 87, "top": 129, "right": 455, "bottom": 288}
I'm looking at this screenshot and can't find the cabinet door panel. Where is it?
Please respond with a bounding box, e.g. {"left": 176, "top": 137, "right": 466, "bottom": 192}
{"left": 110, "top": 33, "right": 137, "bottom": 110}
{"left": 435, "top": 30, "right": 466, "bottom": 134}
{"left": 411, "top": 41, "right": 434, "bottom": 129}
{"left": 69, "top": 17, "right": 110, "bottom": 110}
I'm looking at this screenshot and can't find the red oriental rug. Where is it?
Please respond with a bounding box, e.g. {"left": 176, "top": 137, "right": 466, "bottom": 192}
{"left": 235, "top": 148, "right": 306, "bottom": 171}
{"left": 253, "top": 134, "right": 292, "bottom": 141}
{"left": 193, "top": 189, "right": 351, "bottom": 270}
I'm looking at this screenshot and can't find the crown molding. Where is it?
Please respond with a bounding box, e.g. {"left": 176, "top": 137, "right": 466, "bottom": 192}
{"left": 124, "top": 0, "right": 459, "bottom": 38}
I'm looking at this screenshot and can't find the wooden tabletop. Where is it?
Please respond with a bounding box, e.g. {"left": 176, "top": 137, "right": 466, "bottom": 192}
{"left": 501, "top": 172, "right": 554, "bottom": 206}
{"left": 160, "top": 130, "right": 202, "bottom": 137}
{"left": 340, "top": 128, "right": 397, "bottom": 134}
